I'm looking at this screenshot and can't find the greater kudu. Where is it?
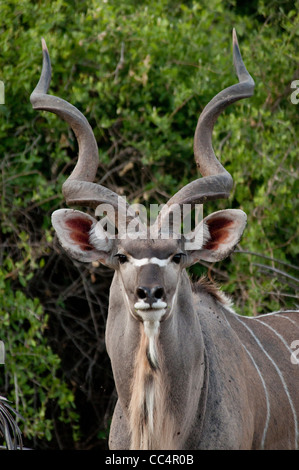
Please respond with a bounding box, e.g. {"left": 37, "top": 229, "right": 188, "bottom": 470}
{"left": 31, "top": 30, "right": 299, "bottom": 450}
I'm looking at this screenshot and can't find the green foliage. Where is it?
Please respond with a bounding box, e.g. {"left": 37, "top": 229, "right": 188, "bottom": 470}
{"left": 0, "top": 285, "right": 79, "bottom": 443}
{"left": 0, "top": 0, "right": 298, "bottom": 448}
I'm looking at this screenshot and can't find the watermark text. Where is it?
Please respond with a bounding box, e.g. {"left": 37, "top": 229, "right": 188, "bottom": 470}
{"left": 93, "top": 199, "right": 205, "bottom": 249}
{"left": 291, "top": 340, "right": 299, "bottom": 365}
{"left": 0, "top": 81, "right": 4, "bottom": 104}
{"left": 290, "top": 80, "right": 299, "bottom": 104}
{"left": 0, "top": 341, "right": 5, "bottom": 364}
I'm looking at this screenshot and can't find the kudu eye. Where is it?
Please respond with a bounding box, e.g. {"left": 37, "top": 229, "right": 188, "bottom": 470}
{"left": 172, "top": 253, "right": 184, "bottom": 264}
{"left": 115, "top": 254, "right": 128, "bottom": 264}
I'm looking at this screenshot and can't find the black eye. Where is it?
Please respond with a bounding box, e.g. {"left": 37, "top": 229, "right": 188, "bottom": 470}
{"left": 115, "top": 254, "right": 128, "bottom": 264}
{"left": 172, "top": 253, "right": 184, "bottom": 264}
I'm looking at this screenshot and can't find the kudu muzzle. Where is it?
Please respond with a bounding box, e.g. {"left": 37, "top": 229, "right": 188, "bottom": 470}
{"left": 134, "top": 265, "right": 168, "bottom": 322}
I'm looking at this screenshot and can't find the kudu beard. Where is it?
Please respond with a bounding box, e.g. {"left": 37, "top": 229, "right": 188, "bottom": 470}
{"left": 93, "top": 197, "right": 205, "bottom": 248}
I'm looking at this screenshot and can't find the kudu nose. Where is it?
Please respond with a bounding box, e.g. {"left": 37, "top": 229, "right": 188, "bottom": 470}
{"left": 136, "top": 286, "right": 165, "bottom": 306}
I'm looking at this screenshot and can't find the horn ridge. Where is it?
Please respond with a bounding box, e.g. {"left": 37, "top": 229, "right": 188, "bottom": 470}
{"left": 154, "top": 29, "right": 254, "bottom": 230}
{"left": 31, "top": 38, "right": 141, "bottom": 229}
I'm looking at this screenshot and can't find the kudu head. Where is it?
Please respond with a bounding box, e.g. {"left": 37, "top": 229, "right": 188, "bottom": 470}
{"left": 31, "top": 30, "right": 254, "bottom": 338}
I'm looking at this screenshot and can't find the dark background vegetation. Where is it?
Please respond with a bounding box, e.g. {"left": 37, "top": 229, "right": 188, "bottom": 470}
{"left": 0, "top": 0, "right": 298, "bottom": 450}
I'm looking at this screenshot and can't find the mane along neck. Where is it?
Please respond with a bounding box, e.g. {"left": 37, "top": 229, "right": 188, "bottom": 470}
{"left": 128, "top": 324, "right": 177, "bottom": 450}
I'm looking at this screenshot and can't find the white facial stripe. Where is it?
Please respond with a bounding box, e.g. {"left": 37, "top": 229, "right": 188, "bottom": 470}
{"left": 129, "top": 256, "right": 171, "bottom": 267}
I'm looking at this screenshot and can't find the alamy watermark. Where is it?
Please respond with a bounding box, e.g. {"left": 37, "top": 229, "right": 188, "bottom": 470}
{"left": 93, "top": 199, "right": 205, "bottom": 249}
{"left": 291, "top": 340, "right": 299, "bottom": 365}
{"left": 0, "top": 81, "right": 4, "bottom": 104}
{"left": 0, "top": 341, "right": 5, "bottom": 364}
{"left": 290, "top": 80, "right": 299, "bottom": 104}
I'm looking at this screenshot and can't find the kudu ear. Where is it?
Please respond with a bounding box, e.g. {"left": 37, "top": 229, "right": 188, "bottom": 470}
{"left": 51, "top": 209, "right": 113, "bottom": 264}
{"left": 185, "top": 209, "right": 247, "bottom": 264}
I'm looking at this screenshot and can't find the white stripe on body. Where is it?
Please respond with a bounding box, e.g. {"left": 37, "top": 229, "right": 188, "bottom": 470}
{"left": 234, "top": 314, "right": 298, "bottom": 449}
{"left": 224, "top": 313, "right": 270, "bottom": 449}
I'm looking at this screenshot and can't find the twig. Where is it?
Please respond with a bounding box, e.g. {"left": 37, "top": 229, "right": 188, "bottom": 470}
{"left": 170, "top": 94, "right": 194, "bottom": 118}
{"left": 114, "top": 42, "right": 125, "bottom": 82}
{"left": 253, "top": 262, "right": 299, "bottom": 284}
{"left": 235, "top": 249, "right": 299, "bottom": 271}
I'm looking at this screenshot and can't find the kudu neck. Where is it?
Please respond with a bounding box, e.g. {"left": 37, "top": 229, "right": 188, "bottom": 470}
{"left": 106, "top": 269, "right": 206, "bottom": 449}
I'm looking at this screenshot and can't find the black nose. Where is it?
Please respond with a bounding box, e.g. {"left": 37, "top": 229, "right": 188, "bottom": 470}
{"left": 136, "top": 286, "right": 165, "bottom": 306}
